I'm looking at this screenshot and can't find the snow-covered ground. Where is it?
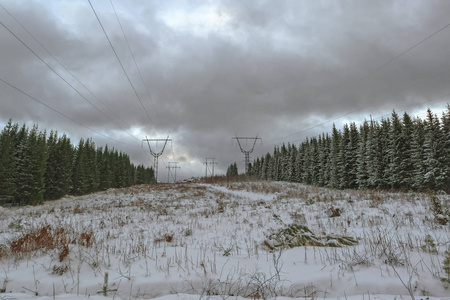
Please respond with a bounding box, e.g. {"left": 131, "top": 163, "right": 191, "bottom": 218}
{"left": 0, "top": 181, "right": 448, "bottom": 300}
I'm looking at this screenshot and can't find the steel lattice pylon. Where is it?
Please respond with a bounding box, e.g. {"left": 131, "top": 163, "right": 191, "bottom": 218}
{"left": 232, "top": 136, "right": 261, "bottom": 175}
{"left": 143, "top": 136, "right": 171, "bottom": 182}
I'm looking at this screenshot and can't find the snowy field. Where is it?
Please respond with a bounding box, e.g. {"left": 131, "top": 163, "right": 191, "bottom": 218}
{"left": 0, "top": 181, "right": 449, "bottom": 300}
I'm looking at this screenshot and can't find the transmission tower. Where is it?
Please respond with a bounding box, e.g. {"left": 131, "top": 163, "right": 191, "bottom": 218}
{"left": 204, "top": 158, "right": 218, "bottom": 177}
{"left": 143, "top": 136, "right": 171, "bottom": 182}
{"left": 232, "top": 136, "right": 261, "bottom": 175}
{"left": 167, "top": 162, "right": 180, "bottom": 183}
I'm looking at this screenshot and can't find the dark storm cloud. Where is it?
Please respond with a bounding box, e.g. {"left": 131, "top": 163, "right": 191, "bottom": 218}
{"left": 1, "top": 0, "right": 450, "bottom": 179}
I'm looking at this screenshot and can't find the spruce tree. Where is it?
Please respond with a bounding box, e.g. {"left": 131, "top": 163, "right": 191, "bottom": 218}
{"left": 441, "top": 104, "right": 450, "bottom": 192}
{"left": 366, "top": 119, "right": 380, "bottom": 188}
{"left": 84, "top": 138, "right": 99, "bottom": 193}
{"left": 280, "top": 144, "right": 290, "bottom": 181}
{"left": 15, "top": 125, "right": 47, "bottom": 205}
{"left": 294, "top": 144, "right": 305, "bottom": 183}
{"left": 423, "top": 109, "right": 445, "bottom": 190}
{"left": 377, "top": 119, "right": 391, "bottom": 189}
{"left": 72, "top": 139, "right": 88, "bottom": 195}
{"left": 288, "top": 143, "right": 298, "bottom": 182}
{"left": 44, "top": 132, "right": 74, "bottom": 200}
{"left": 339, "top": 124, "right": 351, "bottom": 189}
{"left": 388, "top": 110, "right": 405, "bottom": 190}
{"left": 400, "top": 112, "right": 415, "bottom": 189}
{"left": 356, "top": 121, "right": 370, "bottom": 189}
{"left": 317, "top": 135, "right": 325, "bottom": 187}
{"left": 329, "top": 124, "right": 342, "bottom": 189}
{"left": 0, "top": 121, "right": 18, "bottom": 204}
{"left": 347, "top": 122, "right": 359, "bottom": 189}
{"left": 262, "top": 153, "right": 272, "bottom": 180}
{"left": 309, "top": 138, "right": 320, "bottom": 185}
{"left": 301, "top": 140, "right": 312, "bottom": 185}
{"left": 411, "top": 117, "right": 426, "bottom": 191}
{"left": 226, "top": 162, "right": 238, "bottom": 176}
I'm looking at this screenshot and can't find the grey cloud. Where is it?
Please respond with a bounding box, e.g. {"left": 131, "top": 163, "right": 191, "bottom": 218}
{"left": 1, "top": 0, "right": 450, "bottom": 179}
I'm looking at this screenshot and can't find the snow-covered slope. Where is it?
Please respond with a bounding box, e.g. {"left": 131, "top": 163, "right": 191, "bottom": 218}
{"left": 0, "top": 181, "right": 448, "bottom": 300}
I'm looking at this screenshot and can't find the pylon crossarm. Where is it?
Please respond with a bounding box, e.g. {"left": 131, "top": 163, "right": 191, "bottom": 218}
{"left": 143, "top": 136, "right": 172, "bottom": 182}
{"left": 144, "top": 136, "right": 170, "bottom": 156}
{"left": 232, "top": 136, "right": 261, "bottom": 176}
{"left": 232, "top": 136, "right": 261, "bottom": 154}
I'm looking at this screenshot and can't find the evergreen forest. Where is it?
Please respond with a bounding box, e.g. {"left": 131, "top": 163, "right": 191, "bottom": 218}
{"left": 0, "top": 121, "right": 155, "bottom": 205}
{"left": 249, "top": 106, "right": 450, "bottom": 193}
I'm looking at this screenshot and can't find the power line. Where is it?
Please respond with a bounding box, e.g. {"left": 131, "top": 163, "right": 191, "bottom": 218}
{"left": 110, "top": 0, "right": 168, "bottom": 136}
{"left": 0, "top": 76, "right": 129, "bottom": 146}
{"left": 87, "top": 0, "right": 158, "bottom": 135}
{"left": 0, "top": 3, "right": 142, "bottom": 143}
{"left": 266, "top": 19, "right": 450, "bottom": 147}
{"left": 0, "top": 19, "right": 145, "bottom": 146}
{"left": 267, "top": 110, "right": 356, "bottom": 145}
{"left": 109, "top": 0, "right": 174, "bottom": 169}
{"left": 367, "top": 21, "right": 450, "bottom": 76}
{"left": 0, "top": 21, "right": 105, "bottom": 117}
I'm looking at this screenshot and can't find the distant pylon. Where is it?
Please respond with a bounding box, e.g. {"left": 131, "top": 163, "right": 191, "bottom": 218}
{"left": 167, "top": 162, "right": 180, "bottom": 183}
{"left": 204, "top": 158, "right": 218, "bottom": 177}
{"left": 143, "top": 136, "right": 171, "bottom": 182}
{"left": 232, "top": 136, "right": 261, "bottom": 175}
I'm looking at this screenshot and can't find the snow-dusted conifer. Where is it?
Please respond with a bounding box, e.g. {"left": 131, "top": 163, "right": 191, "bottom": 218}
{"left": 440, "top": 104, "right": 450, "bottom": 192}
{"left": 356, "top": 120, "right": 370, "bottom": 189}
{"left": 423, "top": 109, "right": 445, "bottom": 190}
{"left": 329, "top": 124, "right": 341, "bottom": 189}
{"left": 0, "top": 120, "right": 18, "bottom": 204}
{"left": 388, "top": 110, "right": 405, "bottom": 189}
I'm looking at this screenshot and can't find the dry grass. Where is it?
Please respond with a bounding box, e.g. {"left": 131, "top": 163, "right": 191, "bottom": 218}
{"left": 8, "top": 225, "right": 94, "bottom": 260}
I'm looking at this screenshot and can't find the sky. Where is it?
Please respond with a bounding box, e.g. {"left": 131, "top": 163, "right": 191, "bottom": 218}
{"left": 1, "top": 0, "right": 450, "bottom": 181}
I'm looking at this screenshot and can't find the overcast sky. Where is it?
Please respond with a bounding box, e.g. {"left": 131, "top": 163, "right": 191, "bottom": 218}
{"left": 1, "top": 0, "right": 450, "bottom": 181}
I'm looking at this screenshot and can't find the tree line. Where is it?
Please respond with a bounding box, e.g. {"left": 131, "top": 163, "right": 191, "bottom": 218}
{"left": 248, "top": 106, "right": 450, "bottom": 192}
{"left": 226, "top": 162, "right": 238, "bottom": 176}
{"left": 0, "top": 121, "right": 155, "bottom": 205}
